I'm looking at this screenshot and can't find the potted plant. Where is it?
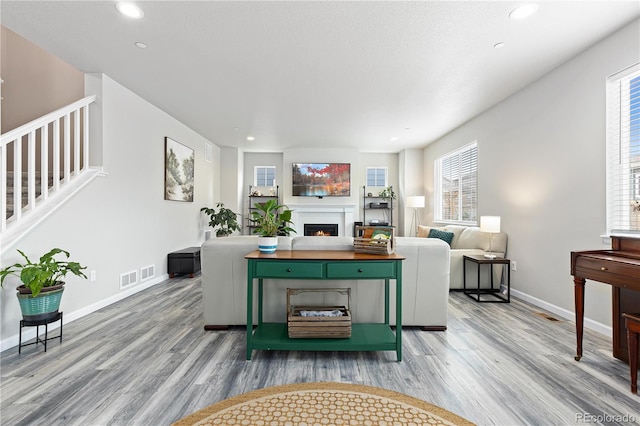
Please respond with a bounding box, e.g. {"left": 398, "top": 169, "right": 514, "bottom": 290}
{"left": 0, "top": 248, "right": 87, "bottom": 321}
{"left": 250, "top": 199, "right": 296, "bottom": 253}
{"left": 378, "top": 186, "right": 396, "bottom": 202}
{"left": 201, "top": 202, "right": 241, "bottom": 237}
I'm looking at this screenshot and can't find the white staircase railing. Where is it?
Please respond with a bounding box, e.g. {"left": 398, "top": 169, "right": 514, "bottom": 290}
{"left": 1, "top": 95, "right": 96, "bottom": 233}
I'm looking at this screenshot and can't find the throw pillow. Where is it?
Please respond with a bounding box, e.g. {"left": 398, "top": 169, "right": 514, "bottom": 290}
{"left": 417, "top": 225, "right": 445, "bottom": 238}
{"left": 417, "top": 225, "right": 431, "bottom": 238}
{"left": 428, "top": 228, "right": 455, "bottom": 246}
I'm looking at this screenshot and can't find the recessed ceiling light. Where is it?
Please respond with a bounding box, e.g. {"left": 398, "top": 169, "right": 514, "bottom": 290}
{"left": 494, "top": 42, "right": 505, "bottom": 49}
{"left": 509, "top": 3, "right": 538, "bottom": 20}
{"left": 116, "top": 2, "right": 144, "bottom": 19}
{"left": 246, "top": 136, "right": 255, "bottom": 141}
{"left": 134, "top": 42, "right": 147, "bottom": 49}
{"left": 390, "top": 137, "right": 398, "bottom": 142}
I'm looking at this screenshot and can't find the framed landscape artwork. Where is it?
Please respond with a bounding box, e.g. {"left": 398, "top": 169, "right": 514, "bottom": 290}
{"left": 164, "top": 137, "right": 194, "bottom": 202}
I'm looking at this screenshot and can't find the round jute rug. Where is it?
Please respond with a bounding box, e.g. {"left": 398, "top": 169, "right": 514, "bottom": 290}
{"left": 173, "top": 382, "right": 476, "bottom": 426}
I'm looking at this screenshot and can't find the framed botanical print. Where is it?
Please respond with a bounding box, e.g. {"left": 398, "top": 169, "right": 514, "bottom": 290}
{"left": 164, "top": 137, "right": 194, "bottom": 202}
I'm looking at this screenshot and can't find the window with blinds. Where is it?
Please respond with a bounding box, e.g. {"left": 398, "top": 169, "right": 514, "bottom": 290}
{"left": 606, "top": 63, "right": 640, "bottom": 235}
{"left": 254, "top": 166, "right": 276, "bottom": 187}
{"left": 434, "top": 142, "right": 478, "bottom": 224}
{"left": 366, "top": 167, "right": 388, "bottom": 187}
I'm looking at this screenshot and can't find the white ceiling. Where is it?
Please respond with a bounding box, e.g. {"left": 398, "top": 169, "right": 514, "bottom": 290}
{"left": 2, "top": 1, "right": 639, "bottom": 153}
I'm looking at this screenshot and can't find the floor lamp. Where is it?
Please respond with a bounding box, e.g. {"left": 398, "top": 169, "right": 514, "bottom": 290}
{"left": 480, "top": 216, "right": 501, "bottom": 258}
{"left": 407, "top": 196, "right": 425, "bottom": 236}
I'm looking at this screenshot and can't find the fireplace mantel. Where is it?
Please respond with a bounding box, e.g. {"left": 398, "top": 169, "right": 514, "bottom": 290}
{"left": 288, "top": 204, "right": 355, "bottom": 237}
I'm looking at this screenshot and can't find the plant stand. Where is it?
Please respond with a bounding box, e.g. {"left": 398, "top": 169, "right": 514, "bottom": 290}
{"left": 19, "top": 311, "right": 63, "bottom": 353}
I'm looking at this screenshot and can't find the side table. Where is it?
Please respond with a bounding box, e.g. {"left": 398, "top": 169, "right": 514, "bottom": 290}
{"left": 463, "top": 255, "right": 510, "bottom": 303}
{"left": 19, "top": 311, "right": 63, "bottom": 353}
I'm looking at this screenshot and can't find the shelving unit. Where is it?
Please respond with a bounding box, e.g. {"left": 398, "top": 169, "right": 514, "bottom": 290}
{"left": 362, "top": 185, "right": 393, "bottom": 226}
{"left": 246, "top": 185, "right": 279, "bottom": 234}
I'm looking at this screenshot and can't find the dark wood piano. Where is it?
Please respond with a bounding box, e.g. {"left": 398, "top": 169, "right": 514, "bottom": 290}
{"left": 571, "top": 236, "right": 640, "bottom": 363}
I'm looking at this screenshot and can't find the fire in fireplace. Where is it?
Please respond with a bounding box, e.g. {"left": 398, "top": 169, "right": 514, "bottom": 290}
{"left": 304, "top": 224, "right": 339, "bottom": 236}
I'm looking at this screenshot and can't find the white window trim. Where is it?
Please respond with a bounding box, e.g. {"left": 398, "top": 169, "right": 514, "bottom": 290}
{"left": 606, "top": 62, "right": 640, "bottom": 237}
{"left": 433, "top": 141, "right": 478, "bottom": 226}
{"left": 254, "top": 166, "right": 276, "bottom": 187}
{"left": 366, "top": 166, "right": 388, "bottom": 187}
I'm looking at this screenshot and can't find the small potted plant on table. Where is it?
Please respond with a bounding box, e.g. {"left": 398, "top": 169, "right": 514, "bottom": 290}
{"left": 250, "top": 199, "right": 296, "bottom": 253}
{"left": 0, "top": 248, "right": 87, "bottom": 321}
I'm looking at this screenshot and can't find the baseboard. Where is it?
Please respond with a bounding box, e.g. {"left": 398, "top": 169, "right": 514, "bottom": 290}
{"left": 510, "top": 288, "right": 612, "bottom": 338}
{"left": 0, "top": 274, "right": 168, "bottom": 352}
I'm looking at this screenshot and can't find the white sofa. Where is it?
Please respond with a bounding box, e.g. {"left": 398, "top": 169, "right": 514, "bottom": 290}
{"left": 417, "top": 225, "right": 508, "bottom": 289}
{"left": 201, "top": 235, "right": 450, "bottom": 329}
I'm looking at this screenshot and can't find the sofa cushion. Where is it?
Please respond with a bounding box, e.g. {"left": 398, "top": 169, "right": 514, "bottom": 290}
{"left": 428, "top": 228, "right": 455, "bottom": 246}
{"left": 455, "top": 226, "right": 507, "bottom": 253}
{"left": 291, "top": 236, "right": 354, "bottom": 251}
{"left": 417, "top": 225, "right": 443, "bottom": 238}
{"left": 441, "top": 225, "right": 467, "bottom": 248}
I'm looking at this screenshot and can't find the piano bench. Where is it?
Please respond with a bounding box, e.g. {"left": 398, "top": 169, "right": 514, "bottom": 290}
{"left": 622, "top": 313, "right": 640, "bottom": 394}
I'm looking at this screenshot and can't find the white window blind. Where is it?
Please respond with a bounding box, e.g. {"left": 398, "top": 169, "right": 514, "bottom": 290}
{"left": 254, "top": 166, "right": 276, "bottom": 187}
{"left": 606, "top": 63, "right": 640, "bottom": 236}
{"left": 366, "top": 167, "right": 388, "bottom": 187}
{"left": 434, "top": 142, "right": 478, "bottom": 224}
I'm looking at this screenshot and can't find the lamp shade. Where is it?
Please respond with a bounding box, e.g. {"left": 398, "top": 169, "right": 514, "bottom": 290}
{"left": 480, "top": 216, "right": 501, "bottom": 233}
{"left": 406, "top": 196, "right": 425, "bottom": 208}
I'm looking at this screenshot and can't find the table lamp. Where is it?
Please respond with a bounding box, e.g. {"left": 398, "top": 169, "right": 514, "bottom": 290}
{"left": 407, "top": 196, "right": 425, "bottom": 236}
{"left": 480, "top": 216, "right": 501, "bottom": 258}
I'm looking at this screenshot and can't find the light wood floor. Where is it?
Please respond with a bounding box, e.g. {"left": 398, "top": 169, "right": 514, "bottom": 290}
{"left": 1, "top": 275, "right": 638, "bottom": 426}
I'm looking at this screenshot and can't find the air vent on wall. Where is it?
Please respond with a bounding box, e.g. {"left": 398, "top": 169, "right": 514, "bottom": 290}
{"left": 205, "top": 143, "right": 213, "bottom": 163}
{"left": 120, "top": 270, "right": 138, "bottom": 289}
{"left": 140, "top": 265, "right": 155, "bottom": 281}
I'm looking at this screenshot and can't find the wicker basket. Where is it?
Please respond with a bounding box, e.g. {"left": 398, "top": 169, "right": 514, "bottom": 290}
{"left": 16, "top": 287, "right": 64, "bottom": 319}
{"left": 353, "top": 225, "right": 395, "bottom": 254}
{"left": 287, "top": 288, "right": 351, "bottom": 338}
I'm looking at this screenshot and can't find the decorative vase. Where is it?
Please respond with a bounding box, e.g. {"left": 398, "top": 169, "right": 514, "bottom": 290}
{"left": 16, "top": 283, "right": 64, "bottom": 322}
{"left": 258, "top": 236, "right": 278, "bottom": 253}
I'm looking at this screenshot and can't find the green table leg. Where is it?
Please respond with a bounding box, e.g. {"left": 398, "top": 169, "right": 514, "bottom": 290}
{"left": 384, "top": 279, "right": 390, "bottom": 325}
{"left": 396, "top": 262, "right": 402, "bottom": 362}
{"left": 258, "top": 278, "right": 264, "bottom": 325}
{"left": 246, "top": 262, "right": 254, "bottom": 360}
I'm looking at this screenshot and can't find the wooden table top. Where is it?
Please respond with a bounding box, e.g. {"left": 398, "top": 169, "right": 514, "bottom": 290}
{"left": 245, "top": 250, "right": 406, "bottom": 261}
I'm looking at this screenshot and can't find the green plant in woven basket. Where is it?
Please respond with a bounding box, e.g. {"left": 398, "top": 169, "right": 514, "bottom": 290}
{"left": 0, "top": 248, "right": 87, "bottom": 297}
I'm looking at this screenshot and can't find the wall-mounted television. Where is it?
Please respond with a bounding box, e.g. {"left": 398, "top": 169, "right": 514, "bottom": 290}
{"left": 292, "top": 163, "right": 351, "bottom": 197}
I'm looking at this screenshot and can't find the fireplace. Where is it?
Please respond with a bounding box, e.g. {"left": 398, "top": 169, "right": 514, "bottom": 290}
{"left": 289, "top": 204, "right": 355, "bottom": 237}
{"left": 304, "top": 223, "right": 339, "bottom": 236}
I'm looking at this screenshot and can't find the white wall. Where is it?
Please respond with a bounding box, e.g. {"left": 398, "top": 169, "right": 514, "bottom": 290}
{"left": 423, "top": 19, "right": 640, "bottom": 331}
{"left": 0, "top": 74, "right": 219, "bottom": 349}
{"left": 359, "top": 152, "right": 400, "bottom": 230}
{"left": 399, "top": 149, "right": 424, "bottom": 236}
{"left": 220, "top": 146, "right": 244, "bottom": 225}
{"left": 243, "top": 152, "right": 285, "bottom": 234}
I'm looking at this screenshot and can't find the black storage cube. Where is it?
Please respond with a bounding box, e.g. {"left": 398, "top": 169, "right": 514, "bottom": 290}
{"left": 168, "top": 247, "right": 201, "bottom": 278}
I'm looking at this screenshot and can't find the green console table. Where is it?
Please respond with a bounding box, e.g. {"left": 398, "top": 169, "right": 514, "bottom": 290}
{"left": 245, "top": 250, "right": 406, "bottom": 361}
